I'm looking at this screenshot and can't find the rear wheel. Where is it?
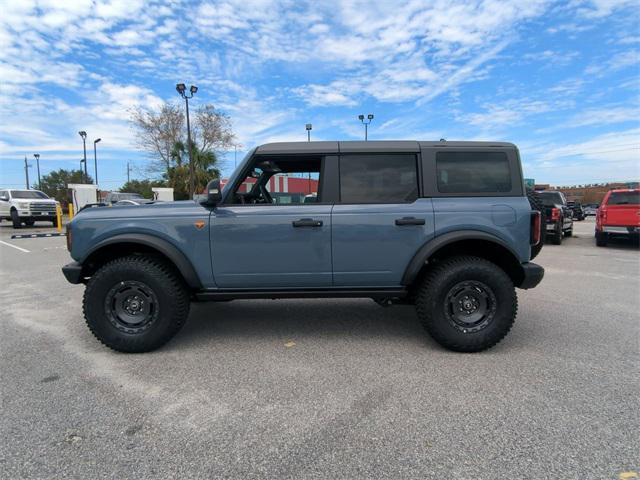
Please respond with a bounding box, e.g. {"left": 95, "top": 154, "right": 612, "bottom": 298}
{"left": 564, "top": 227, "right": 572, "bottom": 237}
{"left": 595, "top": 230, "right": 608, "bottom": 247}
{"left": 416, "top": 256, "right": 517, "bottom": 352}
{"left": 551, "top": 222, "right": 562, "bottom": 245}
{"left": 83, "top": 255, "right": 190, "bottom": 353}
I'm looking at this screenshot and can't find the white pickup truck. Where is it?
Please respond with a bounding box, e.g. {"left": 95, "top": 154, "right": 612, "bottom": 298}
{"left": 0, "top": 189, "right": 59, "bottom": 228}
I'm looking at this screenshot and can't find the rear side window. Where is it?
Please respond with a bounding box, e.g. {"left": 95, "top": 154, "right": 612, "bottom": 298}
{"left": 436, "top": 151, "right": 511, "bottom": 194}
{"left": 607, "top": 191, "right": 639, "bottom": 205}
{"left": 539, "top": 192, "right": 563, "bottom": 206}
{"left": 339, "top": 154, "right": 418, "bottom": 203}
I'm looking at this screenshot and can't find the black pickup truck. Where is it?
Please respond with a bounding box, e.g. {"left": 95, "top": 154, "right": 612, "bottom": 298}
{"left": 567, "top": 201, "right": 585, "bottom": 221}
{"left": 538, "top": 190, "right": 574, "bottom": 245}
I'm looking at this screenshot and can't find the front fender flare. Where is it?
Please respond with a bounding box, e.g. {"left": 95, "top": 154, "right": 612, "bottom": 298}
{"left": 81, "top": 233, "right": 202, "bottom": 289}
{"left": 401, "top": 230, "right": 521, "bottom": 286}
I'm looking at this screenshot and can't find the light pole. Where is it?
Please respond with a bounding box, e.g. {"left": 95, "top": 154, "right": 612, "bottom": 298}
{"left": 33, "top": 154, "right": 41, "bottom": 189}
{"left": 306, "top": 123, "right": 312, "bottom": 142}
{"left": 93, "top": 138, "right": 101, "bottom": 186}
{"left": 78, "top": 131, "right": 88, "bottom": 182}
{"left": 358, "top": 114, "right": 374, "bottom": 141}
{"left": 176, "top": 83, "right": 198, "bottom": 198}
{"left": 80, "top": 158, "right": 86, "bottom": 182}
{"left": 234, "top": 143, "right": 243, "bottom": 169}
{"left": 24, "top": 156, "right": 31, "bottom": 189}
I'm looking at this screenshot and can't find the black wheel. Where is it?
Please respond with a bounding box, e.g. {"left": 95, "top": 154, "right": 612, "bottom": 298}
{"left": 526, "top": 189, "right": 545, "bottom": 260}
{"left": 24, "top": 219, "right": 35, "bottom": 227}
{"left": 416, "top": 256, "right": 517, "bottom": 352}
{"left": 595, "top": 230, "right": 608, "bottom": 247}
{"left": 10, "top": 209, "right": 21, "bottom": 228}
{"left": 83, "top": 255, "right": 190, "bottom": 353}
{"left": 564, "top": 228, "right": 572, "bottom": 237}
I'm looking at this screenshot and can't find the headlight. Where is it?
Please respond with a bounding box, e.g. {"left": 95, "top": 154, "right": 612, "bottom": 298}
{"left": 17, "top": 202, "right": 30, "bottom": 209}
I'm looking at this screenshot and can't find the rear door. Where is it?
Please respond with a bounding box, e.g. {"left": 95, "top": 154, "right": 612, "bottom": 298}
{"left": 331, "top": 152, "right": 434, "bottom": 287}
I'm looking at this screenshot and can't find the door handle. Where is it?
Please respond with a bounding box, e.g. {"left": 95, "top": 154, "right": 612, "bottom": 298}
{"left": 395, "top": 217, "right": 425, "bottom": 226}
{"left": 292, "top": 218, "right": 323, "bottom": 227}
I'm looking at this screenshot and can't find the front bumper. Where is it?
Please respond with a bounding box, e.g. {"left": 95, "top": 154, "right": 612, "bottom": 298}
{"left": 62, "top": 261, "right": 83, "bottom": 284}
{"left": 519, "top": 262, "right": 544, "bottom": 289}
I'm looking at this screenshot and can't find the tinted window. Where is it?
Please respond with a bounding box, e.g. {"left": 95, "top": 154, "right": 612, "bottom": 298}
{"left": 607, "top": 191, "right": 639, "bottom": 205}
{"left": 10, "top": 190, "right": 49, "bottom": 199}
{"left": 436, "top": 152, "right": 511, "bottom": 193}
{"left": 538, "top": 192, "right": 564, "bottom": 206}
{"left": 340, "top": 154, "right": 418, "bottom": 203}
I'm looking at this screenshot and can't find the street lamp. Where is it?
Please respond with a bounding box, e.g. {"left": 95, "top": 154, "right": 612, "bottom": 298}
{"left": 93, "top": 138, "right": 101, "bottom": 186}
{"left": 78, "top": 131, "right": 87, "bottom": 182}
{"left": 176, "top": 83, "right": 198, "bottom": 197}
{"left": 305, "top": 123, "right": 312, "bottom": 142}
{"left": 358, "top": 114, "right": 374, "bottom": 141}
{"left": 33, "top": 154, "right": 41, "bottom": 189}
{"left": 24, "top": 156, "right": 31, "bottom": 189}
{"left": 80, "top": 158, "right": 86, "bottom": 182}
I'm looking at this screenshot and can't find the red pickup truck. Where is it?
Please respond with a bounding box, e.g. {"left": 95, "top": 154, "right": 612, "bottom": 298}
{"left": 595, "top": 189, "right": 640, "bottom": 246}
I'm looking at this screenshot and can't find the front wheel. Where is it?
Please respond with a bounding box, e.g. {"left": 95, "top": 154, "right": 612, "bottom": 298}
{"left": 83, "top": 255, "right": 190, "bottom": 352}
{"left": 416, "top": 256, "right": 517, "bottom": 352}
{"left": 10, "top": 209, "right": 21, "bottom": 228}
{"left": 595, "top": 230, "right": 608, "bottom": 247}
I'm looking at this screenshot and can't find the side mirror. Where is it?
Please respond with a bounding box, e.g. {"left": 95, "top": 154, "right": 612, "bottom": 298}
{"left": 0, "top": 195, "right": 8, "bottom": 201}
{"left": 203, "top": 179, "right": 222, "bottom": 206}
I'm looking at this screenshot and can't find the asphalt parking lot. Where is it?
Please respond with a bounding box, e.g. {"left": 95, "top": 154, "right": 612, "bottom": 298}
{"left": 1, "top": 217, "right": 638, "bottom": 479}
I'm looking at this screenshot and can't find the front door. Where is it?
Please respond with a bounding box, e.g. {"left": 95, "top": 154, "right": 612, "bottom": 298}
{"left": 331, "top": 153, "right": 434, "bottom": 287}
{"left": 211, "top": 155, "right": 332, "bottom": 288}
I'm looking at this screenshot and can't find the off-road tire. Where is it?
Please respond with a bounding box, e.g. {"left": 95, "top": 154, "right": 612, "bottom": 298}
{"left": 10, "top": 209, "right": 21, "bottom": 228}
{"left": 595, "top": 230, "right": 608, "bottom": 247}
{"left": 83, "top": 255, "right": 190, "bottom": 353}
{"left": 526, "top": 189, "right": 545, "bottom": 260}
{"left": 416, "top": 256, "right": 517, "bottom": 352}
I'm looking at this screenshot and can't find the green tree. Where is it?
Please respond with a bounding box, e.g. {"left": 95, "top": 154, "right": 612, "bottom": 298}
{"left": 119, "top": 179, "right": 167, "bottom": 199}
{"left": 165, "top": 141, "right": 221, "bottom": 199}
{"left": 39, "top": 169, "right": 93, "bottom": 204}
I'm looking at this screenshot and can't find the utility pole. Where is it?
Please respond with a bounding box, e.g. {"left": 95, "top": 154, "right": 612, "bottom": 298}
{"left": 33, "top": 154, "right": 41, "bottom": 189}
{"left": 127, "top": 162, "right": 131, "bottom": 183}
{"left": 24, "top": 156, "right": 30, "bottom": 189}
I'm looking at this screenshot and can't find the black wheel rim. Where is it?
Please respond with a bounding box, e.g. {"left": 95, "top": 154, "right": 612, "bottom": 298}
{"left": 444, "top": 280, "right": 497, "bottom": 333}
{"left": 104, "top": 280, "right": 159, "bottom": 334}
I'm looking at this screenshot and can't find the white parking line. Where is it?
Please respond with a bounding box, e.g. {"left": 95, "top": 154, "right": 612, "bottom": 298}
{"left": 0, "top": 240, "right": 30, "bottom": 253}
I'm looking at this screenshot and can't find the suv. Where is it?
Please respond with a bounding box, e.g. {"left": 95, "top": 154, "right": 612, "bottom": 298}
{"left": 0, "top": 189, "right": 58, "bottom": 228}
{"left": 537, "top": 190, "right": 573, "bottom": 244}
{"left": 595, "top": 189, "right": 640, "bottom": 246}
{"left": 567, "top": 201, "right": 585, "bottom": 221}
{"left": 62, "top": 141, "right": 544, "bottom": 353}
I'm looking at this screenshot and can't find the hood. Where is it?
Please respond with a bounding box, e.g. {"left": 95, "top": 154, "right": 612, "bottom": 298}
{"left": 75, "top": 200, "right": 209, "bottom": 220}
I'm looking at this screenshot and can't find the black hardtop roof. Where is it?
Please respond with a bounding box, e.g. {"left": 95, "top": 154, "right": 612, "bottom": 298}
{"left": 255, "top": 140, "right": 517, "bottom": 155}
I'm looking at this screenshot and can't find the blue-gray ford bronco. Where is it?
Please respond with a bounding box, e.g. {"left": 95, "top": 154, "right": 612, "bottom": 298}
{"left": 62, "top": 141, "right": 544, "bottom": 353}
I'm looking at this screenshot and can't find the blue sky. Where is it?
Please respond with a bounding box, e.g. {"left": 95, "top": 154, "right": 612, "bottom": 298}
{"left": 0, "top": 0, "right": 638, "bottom": 191}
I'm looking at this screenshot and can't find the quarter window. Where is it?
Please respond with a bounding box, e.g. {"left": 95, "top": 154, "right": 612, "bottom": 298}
{"left": 339, "top": 154, "right": 418, "bottom": 203}
{"left": 436, "top": 151, "right": 511, "bottom": 194}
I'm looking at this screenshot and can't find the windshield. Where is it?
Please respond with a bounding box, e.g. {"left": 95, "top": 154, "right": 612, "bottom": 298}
{"left": 11, "top": 190, "right": 49, "bottom": 199}
{"left": 607, "top": 191, "right": 639, "bottom": 205}
{"left": 539, "top": 192, "right": 563, "bottom": 206}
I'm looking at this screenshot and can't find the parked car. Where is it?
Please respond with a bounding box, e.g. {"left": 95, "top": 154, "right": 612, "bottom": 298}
{"left": 584, "top": 204, "right": 598, "bottom": 216}
{"left": 567, "top": 201, "right": 585, "bottom": 221}
{"left": 62, "top": 140, "right": 544, "bottom": 354}
{"left": 0, "top": 189, "right": 58, "bottom": 228}
{"left": 595, "top": 189, "right": 640, "bottom": 246}
{"left": 537, "top": 190, "right": 573, "bottom": 244}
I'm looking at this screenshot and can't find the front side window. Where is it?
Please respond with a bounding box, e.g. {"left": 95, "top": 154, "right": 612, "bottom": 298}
{"left": 436, "top": 151, "right": 511, "bottom": 194}
{"left": 339, "top": 154, "right": 418, "bottom": 203}
{"left": 228, "top": 156, "right": 322, "bottom": 205}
